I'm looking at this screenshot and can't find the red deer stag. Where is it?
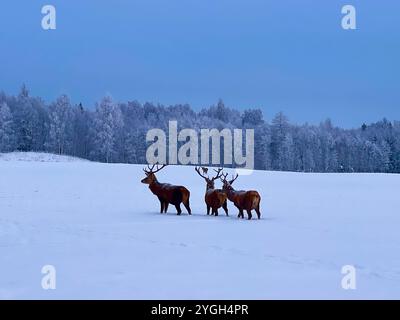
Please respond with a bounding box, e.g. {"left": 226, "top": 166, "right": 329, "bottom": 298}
{"left": 195, "top": 167, "right": 228, "bottom": 216}
{"left": 220, "top": 172, "right": 261, "bottom": 220}
{"left": 141, "top": 164, "right": 191, "bottom": 215}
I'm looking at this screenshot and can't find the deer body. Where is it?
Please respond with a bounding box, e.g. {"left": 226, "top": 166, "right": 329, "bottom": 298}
{"left": 225, "top": 189, "right": 261, "bottom": 219}
{"left": 204, "top": 188, "right": 228, "bottom": 216}
{"left": 195, "top": 167, "right": 228, "bottom": 216}
{"left": 221, "top": 173, "right": 261, "bottom": 220}
{"left": 141, "top": 165, "right": 191, "bottom": 215}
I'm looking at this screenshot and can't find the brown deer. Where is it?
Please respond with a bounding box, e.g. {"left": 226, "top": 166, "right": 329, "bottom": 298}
{"left": 195, "top": 167, "right": 228, "bottom": 216}
{"left": 141, "top": 164, "right": 191, "bottom": 215}
{"left": 220, "top": 172, "right": 261, "bottom": 220}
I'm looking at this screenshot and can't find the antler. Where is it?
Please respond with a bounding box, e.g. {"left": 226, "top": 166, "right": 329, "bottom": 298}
{"left": 143, "top": 164, "right": 167, "bottom": 174}
{"left": 220, "top": 172, "right": 228, "bottom": 182}
{"left": 229, "top": 173, "right": 239, "bottom": 184}
{"left": 195, "top": 166, "right": 208, "bottom": 180}
{"left": 211, "top": 168, "right": 223, "bottom": 181}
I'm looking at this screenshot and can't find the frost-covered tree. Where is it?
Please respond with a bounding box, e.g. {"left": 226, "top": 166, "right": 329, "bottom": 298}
{"left": 254, "top": 125, "right": 271, "bottom": 170}
{"left": 12, "top": 85, "right": 38, "bottom": 151}
{"left": 70, "top": 103, "right": 91, "bottom": 158}
{"left": 242, "top": 109, "right": 264, "bottom": 127}
{"left": 271, "top": 112, "right": 289, "bottom": 170}
{"left": 120, "top": 101, "right": 147, "bottom": 164}
{"left": 0, "top": 102, "right": 15, "bottom": 152}
{"left": 280, "top": 133, "right": 294, "bottom": 171}
{"left": 47, "top": 95, "right": 73, "bottom": 155}
{"left": 92, "top": 97, "right": 124, "bottom": 163}
{"left": 11, "top": 86, "right": 46, "bottom": 151}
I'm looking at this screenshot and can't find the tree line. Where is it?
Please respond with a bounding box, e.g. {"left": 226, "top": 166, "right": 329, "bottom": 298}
{"left": 0, "top": 85, "right": 399, "bottom": 173}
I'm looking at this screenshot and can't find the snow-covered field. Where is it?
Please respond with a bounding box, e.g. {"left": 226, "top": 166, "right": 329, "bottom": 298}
{"left": 1, "top": 152, "right": 400, "bottom": 299}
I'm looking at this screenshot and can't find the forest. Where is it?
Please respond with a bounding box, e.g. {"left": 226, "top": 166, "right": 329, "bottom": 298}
{"left": 0, "top": 85, "right": 399, "bottom": 173}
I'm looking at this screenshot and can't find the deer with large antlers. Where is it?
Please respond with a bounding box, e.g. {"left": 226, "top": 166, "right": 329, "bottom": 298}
{"left": 220, "top": 172, "right": 261, "bottom": 220}
{"left": 141, "top": 164, "right": 191, "bottom": 215}
{"left": 195, "top": 167, "right": 228, "bottom": 216}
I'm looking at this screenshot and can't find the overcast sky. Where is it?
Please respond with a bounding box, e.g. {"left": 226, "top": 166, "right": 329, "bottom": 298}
{"left": 0, "top": 0, "right": 399, "bottom": 127}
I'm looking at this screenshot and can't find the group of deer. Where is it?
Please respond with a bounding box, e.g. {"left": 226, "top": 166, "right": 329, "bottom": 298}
{"left": 141, "top": 165, "right": 261, "bottom": 220}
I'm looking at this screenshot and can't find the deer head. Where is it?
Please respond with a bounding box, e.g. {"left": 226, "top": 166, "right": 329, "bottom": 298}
{"left": 220, "top": 172, "right": 239, "bottom": 191}
{"left": 195, "top": 167, "right": 223, "bottom": 190}
{"left": 141, "top": 164, "right": 167, "bottom": 185}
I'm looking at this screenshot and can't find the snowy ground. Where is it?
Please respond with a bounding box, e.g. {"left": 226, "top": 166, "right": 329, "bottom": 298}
{"left": 1, "top": 152, "right": 400, "bottom": 299}
{"left": 0, "top": 152, "right": 89, "bottom": 163}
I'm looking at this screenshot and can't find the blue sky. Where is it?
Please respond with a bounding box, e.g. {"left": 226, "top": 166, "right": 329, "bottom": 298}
{"left": 0, "top": 0, "right": 399, "bottom": 127}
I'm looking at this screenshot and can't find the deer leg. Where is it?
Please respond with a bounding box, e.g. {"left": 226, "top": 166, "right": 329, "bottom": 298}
{"left": 222, "top": 201, "right": 229, "bottom": 216}
{"left": 164, "top": 202, "right": 169, "bottom": 213}
{"left": 159, "top": 200, "right": 164, "bottom": 213}
{"left": 236, "top": 205, "right": 244, "bottom": 219}
{"left": 175, "top": 204, "right": 182, "bottom": 215}
{"left": 255, "top": 205, "right": 261, "bottom": 219}
{"left": 207, "top": 205, "right": 211, "bottom": 215}
{"left": 183, "top": 199, "right": 191, "bottom": 215}
{"left": 214, "top": 208, "right": 219, "bottom": 216}
{"left": 246, "top": 210, "right": 252, "bottom": 220}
